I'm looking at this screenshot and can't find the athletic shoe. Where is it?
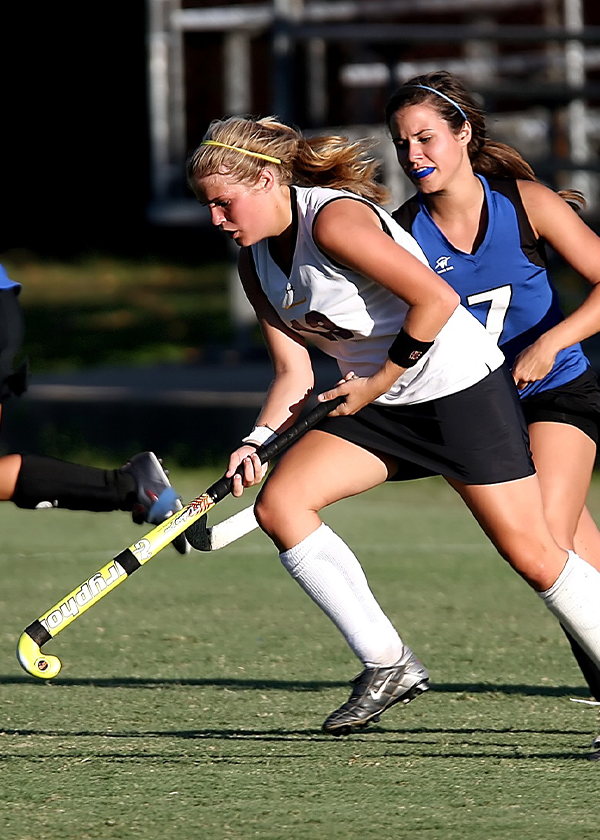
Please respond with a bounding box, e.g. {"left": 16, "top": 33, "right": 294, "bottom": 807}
{"left": 121, "top": 452, "right": 190, "bottom": 555}
{"left": 322, "top": 648, "right": 429, "bottom": 736}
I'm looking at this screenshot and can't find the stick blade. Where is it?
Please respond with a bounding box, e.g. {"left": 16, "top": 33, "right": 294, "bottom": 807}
{"left": 187, "top": 515, "right": 212, "bottom": 551}
{"left": 210, "top": 505, "right": 258, "bottom": 550}
{"left": 187, "top": 505, "right": 258, "bottom": 551}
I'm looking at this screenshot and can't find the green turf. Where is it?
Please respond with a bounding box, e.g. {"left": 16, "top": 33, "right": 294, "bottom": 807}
{"left": 2, "top": 471, "right": 600, "bottom": 839}
{"left": 1, "top": 255, "right": 233, "bottom": 371}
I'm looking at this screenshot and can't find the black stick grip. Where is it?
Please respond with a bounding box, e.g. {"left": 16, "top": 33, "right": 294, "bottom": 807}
{"left": 206, "top": 396, "right": 344, "bottom": 503}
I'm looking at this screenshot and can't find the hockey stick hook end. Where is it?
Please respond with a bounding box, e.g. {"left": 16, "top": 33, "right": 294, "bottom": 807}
{"left": 17, "top": 632, "right": 62, "bottom": 680}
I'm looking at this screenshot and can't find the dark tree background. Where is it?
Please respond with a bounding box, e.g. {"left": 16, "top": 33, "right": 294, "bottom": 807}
{"left": 1, "top": 1, "right": 151, "bottom": 257}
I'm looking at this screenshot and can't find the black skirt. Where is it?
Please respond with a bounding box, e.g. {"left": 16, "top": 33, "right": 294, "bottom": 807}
{"left": 317, "top": 364, "right": 535, "bottom": 485}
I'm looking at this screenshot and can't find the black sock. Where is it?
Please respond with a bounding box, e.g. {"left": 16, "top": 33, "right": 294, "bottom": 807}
{"left": 10, "top": 454, "right": 137, "bottom": 512}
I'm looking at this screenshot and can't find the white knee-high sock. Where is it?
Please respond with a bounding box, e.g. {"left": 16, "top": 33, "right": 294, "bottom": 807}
{"left": 539, "top": 551, "right": 600, "bottom": 667}
{"left": 280, "top": 523, "right": 405, "bottom": 667}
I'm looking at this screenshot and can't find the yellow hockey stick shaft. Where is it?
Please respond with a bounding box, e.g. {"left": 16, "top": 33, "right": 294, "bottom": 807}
{"left": 16, "top": 397, "right": 343, "bottom": 680}
{"left": 17, "top": 490, "right": 217, "bottom": 679}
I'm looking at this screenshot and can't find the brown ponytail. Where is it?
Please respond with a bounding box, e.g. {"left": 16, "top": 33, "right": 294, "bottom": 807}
{"left": 385, "top": 70, "right": 586, "bottom": 208}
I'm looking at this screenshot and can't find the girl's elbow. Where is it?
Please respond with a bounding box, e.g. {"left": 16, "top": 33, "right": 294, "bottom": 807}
{"left": 449, "top": 287, "right": 461, "bottom": 306}
{"left": 439, "top": 286, "right": 460, "bottom": 313}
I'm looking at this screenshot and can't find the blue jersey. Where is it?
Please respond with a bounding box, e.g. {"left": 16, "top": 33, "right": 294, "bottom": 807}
{"left": 0, "top": 263, "right": 21, "bottom": 292}
{"left": 392, "top": 176, "right": 588, "bottom": 398}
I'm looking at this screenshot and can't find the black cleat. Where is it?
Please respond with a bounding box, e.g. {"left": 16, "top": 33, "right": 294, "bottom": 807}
{"left": 322, "top": 649, "right": 429, "bottom": 736}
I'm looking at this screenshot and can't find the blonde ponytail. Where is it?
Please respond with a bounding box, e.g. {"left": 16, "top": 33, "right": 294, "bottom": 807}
{"left": 187, "top": 116, "right": 388, "bottom": 204}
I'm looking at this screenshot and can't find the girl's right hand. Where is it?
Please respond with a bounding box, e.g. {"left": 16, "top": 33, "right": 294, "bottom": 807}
{"left": 226, "top": 445, "right": 269, "bottom": 498}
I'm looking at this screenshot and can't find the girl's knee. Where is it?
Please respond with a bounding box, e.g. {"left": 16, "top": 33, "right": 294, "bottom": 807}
{"left": 254, "top": 488, "right": 281, "bottom": 537}
{"left": 255, "top": 484, "right": 318, "bottom": 550}
{"left": 503, "top": 541, "right": 568, "bottom": 591}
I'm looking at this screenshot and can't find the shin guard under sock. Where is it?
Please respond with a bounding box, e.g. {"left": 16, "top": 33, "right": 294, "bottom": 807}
{"left": 10, "top": 454, "right": 136, "bottom": 512}
{"left": 280, "top": 523, "right": 405, "bottom": 666}
{"left": 561, "top": 625, "right": 600, "bottom": 701}
{"left": 539, "top": 551, "right": 600, "bottom": 673}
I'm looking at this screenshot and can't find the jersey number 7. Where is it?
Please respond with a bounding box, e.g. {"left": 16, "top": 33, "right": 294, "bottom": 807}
{"left": 466, "top": 284, "right": 512, "bottom": 343}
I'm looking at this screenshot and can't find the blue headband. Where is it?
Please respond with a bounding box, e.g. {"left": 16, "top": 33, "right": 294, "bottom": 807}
{"left": 409, "top": 85, "right": 469, "bottom": 123}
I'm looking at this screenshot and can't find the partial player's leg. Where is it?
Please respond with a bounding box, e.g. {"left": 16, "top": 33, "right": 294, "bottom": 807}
{"left": 575, "top": 506, "right": 600, "bottom": 569}
{"left": 528, "top": 420, "right": 600, "bottom": 700}
{"left": 528, "top": 421, "right": 596, "bottom": 564}
{"left": 255, "top": 430, "right": 429, "bottom": 735}
{"left": 7, "top": 451, "right": 189, "bottom": 554}
{"left": 0, "top": 283, "right": 188, "bottom": 554}
{"left": 255, "top": 429, "right": 392, "bottom": 549}
{"left": 448, "top": 474, "right": 600, "bottom": 671}
{"left": 0, "top": 446, "right": 21, "bottom": 500}
{"left": 448, "top": 474, "right": 565, "bottom": 586}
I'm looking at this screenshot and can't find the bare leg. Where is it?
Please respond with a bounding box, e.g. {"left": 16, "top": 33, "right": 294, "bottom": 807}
{"left": 528, "top": 421, "right": 597, "bottom": 563}
{"left": 527, "top": 421, "right": 600, "bottom": 698}
{"left": 256, "top": 429, "right": 395, "bottom": 550}
{"left": 448, "top": 473, "right": 600, "bottom": 673}
{"left": 0, "top": 454, "right": 22, "bottom": 500}
{"left": 447, "top": 473, "right": 566, "bottom": 590}
{"left": 574, "top": 506, "right": 600, "bottom": 568}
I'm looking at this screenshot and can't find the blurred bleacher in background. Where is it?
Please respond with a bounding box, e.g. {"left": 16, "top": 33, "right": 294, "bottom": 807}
{"left": 147, "top": 0, "right": 600, "bottom": 228}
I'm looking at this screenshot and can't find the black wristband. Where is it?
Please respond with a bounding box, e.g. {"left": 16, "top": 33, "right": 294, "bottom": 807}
{"left": 388, "top": 327, "right": 434, "bottom": 368}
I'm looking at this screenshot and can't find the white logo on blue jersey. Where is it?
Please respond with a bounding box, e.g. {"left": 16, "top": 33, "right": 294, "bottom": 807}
{"left": 434, "top": 256, "right": 454, "bottom": 274}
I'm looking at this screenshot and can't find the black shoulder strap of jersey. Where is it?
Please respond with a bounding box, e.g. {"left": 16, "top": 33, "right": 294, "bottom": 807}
{"left": 488, "top": 178, "right": 546, "bottom": 268}
{"left": 391, "top": 194, "right": 420, "bottom": 234}
{"left": 245, "top": 246, "right": 259, "bottom": 284}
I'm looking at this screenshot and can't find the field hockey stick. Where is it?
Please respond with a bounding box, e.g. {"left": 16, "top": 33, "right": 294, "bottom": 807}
{"left": 188, "top": 504, "right": 258, "bottom": 551}
{"left": 16, "top": 396, "right": 343, "bottom": 680}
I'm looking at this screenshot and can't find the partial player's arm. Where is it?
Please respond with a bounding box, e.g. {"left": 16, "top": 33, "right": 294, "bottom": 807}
{"left": 514, "top": 180, "right": 600, "bottom": 387}
{"left": 238, "top": 247, "right": 315, "bottom": 428}
{"left": 227, "top": 249, "right": 316, "bottom": 495}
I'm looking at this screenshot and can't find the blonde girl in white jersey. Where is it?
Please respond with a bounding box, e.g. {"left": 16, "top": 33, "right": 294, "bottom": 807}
{"left": 187, "top": 116, "right": 600, "bottom": 737}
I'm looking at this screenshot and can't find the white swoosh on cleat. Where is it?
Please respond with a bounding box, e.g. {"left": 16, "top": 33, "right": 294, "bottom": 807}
{"left": 369, "top": 673, "right": 396, "bottom": 701}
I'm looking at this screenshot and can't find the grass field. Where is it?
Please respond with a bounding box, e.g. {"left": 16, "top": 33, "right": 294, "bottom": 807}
{"left": 2, "top": 470, "right": 600, "bottom": 839}
{"left": 1, "top": 254, "right": 233, "bottom": 371}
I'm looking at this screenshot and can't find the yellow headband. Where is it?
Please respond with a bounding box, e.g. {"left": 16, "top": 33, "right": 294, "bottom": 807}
{"left": 200, "top": 140, "right": 281, "bottom": 165}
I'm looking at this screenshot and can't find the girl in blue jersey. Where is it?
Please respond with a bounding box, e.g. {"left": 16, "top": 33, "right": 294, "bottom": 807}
{"left": 0, "top": 262, "right": 187, "bottom": 552}
{"left": 188, "top": 115, "right": 600, "bottom": 736}
{"left": 385, "top": 70, "right": 600, "bottom": 708}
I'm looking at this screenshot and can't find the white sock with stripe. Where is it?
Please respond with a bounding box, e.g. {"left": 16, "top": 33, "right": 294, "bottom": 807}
{"left": 538, "top": 551, "right": 600, "bottom": 666}
{"left": 280, "top": 523, "right": 405, "bottom": 667}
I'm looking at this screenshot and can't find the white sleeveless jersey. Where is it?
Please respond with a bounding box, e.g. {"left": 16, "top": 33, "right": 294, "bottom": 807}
{"left": 250, "top": 186, "right": 504, "bottom": 405}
